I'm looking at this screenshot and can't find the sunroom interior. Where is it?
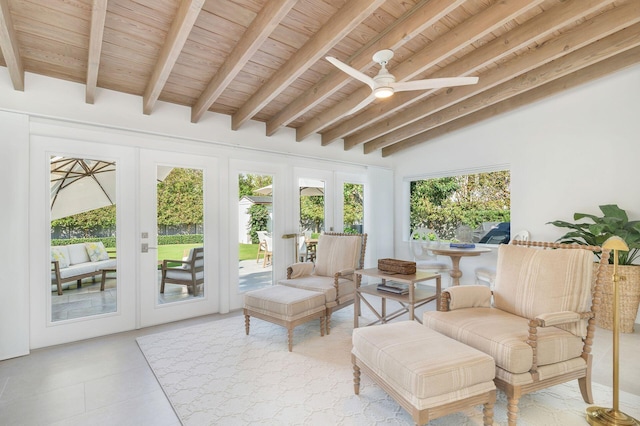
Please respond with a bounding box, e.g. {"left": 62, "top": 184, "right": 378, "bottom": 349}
{"left": 1, "top": 0, "right": 639, "bottom": 423}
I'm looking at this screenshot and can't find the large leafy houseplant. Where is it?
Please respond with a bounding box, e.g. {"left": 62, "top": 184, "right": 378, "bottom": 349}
{"left": 548, "top": 204, "right": 640, "bottom": 265}
{"left": 549, "top": 204, "right": 640, "bottom": 333}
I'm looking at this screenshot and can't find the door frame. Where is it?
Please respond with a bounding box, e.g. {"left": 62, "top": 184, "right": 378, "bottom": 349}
{"left": 29, "top": 136, "right": 137, "bottom": 349}
{"left": 138, "top": 149, "right": 220, "bottom": 327}
{"left": 228, "top": 160, "right": 286, "bottom": 310}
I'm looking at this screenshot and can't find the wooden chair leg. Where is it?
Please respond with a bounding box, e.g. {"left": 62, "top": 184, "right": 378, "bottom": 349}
{"left": 579, "top": 376, "right": 594, "bottom": 404}
{"left": 287, "top": 326, "right": 293, "bottom": 352}
{"left": 507, "top": 396, "right": 519, "bottom": 426}
{"left": 244, "top": 314, "right": 250, "bottom": 335}
{"left": 320, "top": 316, "right": 325, "bottom": 337}
{"left": 353, "top": 362, "right": 361, "bottom": 395}
{"left": 483, "top": 391, "right": 495, "bottom": 426}
{"left": 325, "top": 310, "right": 332, "bottom": 335}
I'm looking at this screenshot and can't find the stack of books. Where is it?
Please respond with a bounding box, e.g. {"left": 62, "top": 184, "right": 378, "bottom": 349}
{"left": 450, "top": 242, "right": 475, "bottom": 248}
{"left": 377, "top": 281, "right": 410, "bottom": 295}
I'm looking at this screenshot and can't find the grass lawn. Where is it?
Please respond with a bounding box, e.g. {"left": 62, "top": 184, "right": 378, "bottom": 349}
{"left": 108, "top": 243, "right": 260, "bottom": 265}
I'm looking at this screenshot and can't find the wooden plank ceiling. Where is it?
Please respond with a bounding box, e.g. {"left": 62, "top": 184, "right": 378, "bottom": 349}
{"left": 0, "top": 0, "right": 638, "bottom": 157}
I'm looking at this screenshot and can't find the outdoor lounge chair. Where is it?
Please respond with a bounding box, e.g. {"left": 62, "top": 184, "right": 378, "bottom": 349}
{"left": 256, "top": 231, "right": 271, "bottom": 266}
{"left": 160, "top": 246, "right": 204, "bottom": 296}
{"left": 278, "top": 232, "right": 367, "bottom": 334}
{"left": 423, "top": 241, "right": 608, "bottom": 425}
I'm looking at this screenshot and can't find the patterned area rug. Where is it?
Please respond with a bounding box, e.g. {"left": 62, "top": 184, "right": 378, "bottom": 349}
{"left": 137, "top": 308, "right": 640, "bottom": 425}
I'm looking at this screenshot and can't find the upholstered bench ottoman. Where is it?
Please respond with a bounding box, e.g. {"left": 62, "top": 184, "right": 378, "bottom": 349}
{"left": 244, "top": 285, "right": 326, "bottom": 352}
{"left": 352, "top": 321, "right": 496, "bottom": 425}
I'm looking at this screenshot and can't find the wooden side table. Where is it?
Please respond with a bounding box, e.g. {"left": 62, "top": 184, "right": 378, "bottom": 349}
{"left": 354, "top": 268, "right": 441, "bottom": 328}
{"left": 431, "top": 246, "right": 491, "bottom": 285}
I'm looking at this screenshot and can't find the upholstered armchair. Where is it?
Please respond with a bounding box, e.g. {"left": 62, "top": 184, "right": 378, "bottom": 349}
{"left": 161, "top": 246, "right": 204, "bottom": 296}
{"left": 423, "top": 241, "right": 608, "bottom": 426}
{"left": 279, "top": 232, "right": 367, "bottom": 334}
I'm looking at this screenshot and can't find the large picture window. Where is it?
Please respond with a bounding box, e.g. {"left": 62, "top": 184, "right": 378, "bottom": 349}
{"left": 409, "top": 169, "right": 511, "bottom": 242}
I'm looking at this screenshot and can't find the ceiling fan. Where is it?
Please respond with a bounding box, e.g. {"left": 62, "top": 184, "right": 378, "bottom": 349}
{"left": 326, "top": 49, "right": 479, "bottom": 114}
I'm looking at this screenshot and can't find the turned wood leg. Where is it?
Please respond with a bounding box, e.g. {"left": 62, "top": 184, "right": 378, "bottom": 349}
{"left": 287, "top": 327, "right": 293, "bottom": 352}
{"left": 353, "top": 362, "right": 361, "bottom": 395}
{"left": 244, "top": 315, "right": 250, "bottom": 335}
{"left": 507, "top": 396, "right": 519, "bottom": 426}
{"left": 326, "top": 310, "right": 332, "bottom": 335}
{"left": 320, "top": 316, "right": 325, "bottom": 337}
{"left": 483, "top": 391, "right": 496, "bottom": 426}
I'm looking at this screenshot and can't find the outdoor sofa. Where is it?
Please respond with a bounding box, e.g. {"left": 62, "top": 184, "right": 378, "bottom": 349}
{"left": 51, "top": 242, "right": 116, "bottom": 295}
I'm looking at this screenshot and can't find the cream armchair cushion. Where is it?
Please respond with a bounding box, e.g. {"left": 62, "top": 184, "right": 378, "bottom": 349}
{"left": 494, "top": 244, "right": 593, "bottom": 337}
{"left": 288, "top": 262, "right": 315, "bottom": 278}
{"left": 446, "top": 285, "right": 491, "bottom": 310}
{"left": 314, "top": 234, "right": 361, "bottom": 277}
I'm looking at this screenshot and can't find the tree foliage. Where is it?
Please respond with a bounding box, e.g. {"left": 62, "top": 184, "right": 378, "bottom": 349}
{"left": 247, "top": 203, "right": 270, "bottom": 243}
{"left": 51, "top": 205, "right": 116, "bottom": 238}
{"left": 156, "top": 168, "right": 203, "bottom": 233}
{"left": 410, "top": 170, "right": 510, "bottom": 239}
{"left": 300, "top": 195, "right": 325, "bottom": 233}
{"left": 239, "top": 173, "right": 272, "bottom": 197}
{"left": 343, "top": 183, "right": 364, "bottom": 231}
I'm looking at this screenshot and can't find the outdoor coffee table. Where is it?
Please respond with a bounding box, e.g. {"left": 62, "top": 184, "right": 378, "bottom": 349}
{"left": 100, "top": 268, "right": 116, "bottom": 291}
{"left": 354, "top": 268, "right": 441, "bottom": 328}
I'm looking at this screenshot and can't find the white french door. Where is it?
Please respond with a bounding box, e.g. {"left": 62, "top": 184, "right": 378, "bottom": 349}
{"left": 29, "top": 137, "right": 137, "bottom": 349}
{"left": 138, "top": 149, "right": 219, "bottom": 327}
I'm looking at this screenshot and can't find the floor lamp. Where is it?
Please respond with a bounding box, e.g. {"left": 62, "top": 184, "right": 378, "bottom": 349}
{"left": 586, "top": 236, "right": 639, "bottom": 426}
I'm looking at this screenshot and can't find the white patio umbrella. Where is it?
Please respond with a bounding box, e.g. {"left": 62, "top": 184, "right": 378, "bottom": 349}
{"left": 50, "top": 158, "right": 116, "bottom": 220}
{"left": 50, "top": 157, "right": 173, "bottom": 220}
{"left": 255, "top": 178, "right": 325, "bottom": 196}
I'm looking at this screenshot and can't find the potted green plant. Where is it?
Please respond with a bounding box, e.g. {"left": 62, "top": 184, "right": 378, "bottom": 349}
{"left": 548, "top": 204, "right": 640, "bottom": 332}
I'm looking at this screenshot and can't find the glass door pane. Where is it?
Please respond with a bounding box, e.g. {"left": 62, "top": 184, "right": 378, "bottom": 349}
{"left": 238, "top": 173, "right": 273, "bottom": 292}
{"left": 343, "top": 182, "right": 364, "bottom": 234}
{"left": 50, "top": 156, "right": 118, "bottom": 321}
{"left": 299, "top": 177, "right": 325, "bottom": 233}
{"left": 157, "top": 167, "right": 205, "bottom": 304}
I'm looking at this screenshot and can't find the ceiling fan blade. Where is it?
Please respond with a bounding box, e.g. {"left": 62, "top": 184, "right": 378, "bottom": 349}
{"left": 326, "top": 57, "right": 375, "bottom": 89}
{"left": 392, "top": 76, "right": 479, "bottom": 92}
{"left": 346, "top": 93, "right": 376, "bottom": 116}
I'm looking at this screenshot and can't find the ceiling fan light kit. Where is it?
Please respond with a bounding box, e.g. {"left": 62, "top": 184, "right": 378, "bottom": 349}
{"left": 374, "top": 87, "right": 394, "bottom": 98}
{"left": 326, "top": 49, "right": 479, "bottom": 113}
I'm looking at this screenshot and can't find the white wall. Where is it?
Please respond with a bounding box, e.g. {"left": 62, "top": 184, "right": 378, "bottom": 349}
{"left": 0, "top": 111, "right": 30, "bottom": 360}
{"left": 390, "top": 63, "right": 640, "bottom": 320}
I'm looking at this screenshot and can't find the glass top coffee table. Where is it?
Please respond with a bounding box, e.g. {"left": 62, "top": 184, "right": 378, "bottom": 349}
{"left": 354, "top": 268, "right": 441, "bottom": 328}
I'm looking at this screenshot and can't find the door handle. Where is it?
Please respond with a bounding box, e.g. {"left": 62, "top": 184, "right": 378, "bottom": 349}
{"left": 141, "top": 243, "right": 158, "bottom": 253}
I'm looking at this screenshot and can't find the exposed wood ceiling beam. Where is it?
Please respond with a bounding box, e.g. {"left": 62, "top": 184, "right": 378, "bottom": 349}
{"left": 381, "top": 46, "right": 640, "bottom": 157}
{"left": 265, "top": 0, "right": 465, "bottom": 136}
{"left": 0, "top": 0, "right": 24, "bottom": 91}
{"left": 343, "top": 0, "right": 614, "bottom": 150}
{"left": 298, "top": 0, "right": 544, "bottom": 144}
{"left": 363, "top": 2, "right": 640, "bottom": 153}
{"left": 86, "top": 0, "right": 108, "bottom": 104}
{"left": 380, "top": 22, "right": 640, "bottom": 156}
{"left": 191, "top": 0, "right": 296, "bottom": 123}
{"left": 231, "top": 0, "right": 387, "bottom": 131}
{"left": 143, "top": 0, "right": 204, "bottom": 115}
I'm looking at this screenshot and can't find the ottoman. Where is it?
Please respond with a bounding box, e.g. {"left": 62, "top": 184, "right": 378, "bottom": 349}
{"left": 244, "top": 285, "right": 326, "bottom": 351}
{"left": 352, "top": 321, "right": 496, "bottom": 425}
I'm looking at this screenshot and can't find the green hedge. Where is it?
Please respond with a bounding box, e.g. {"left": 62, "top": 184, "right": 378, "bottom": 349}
{"left": 51, "top": 237, "right": 116, "bottom": 248}
{"left": 158, "top": 234, "right": 203, "bottom": 245}
{"left": 51, "top": 234, "right": 203, "bottom": 247}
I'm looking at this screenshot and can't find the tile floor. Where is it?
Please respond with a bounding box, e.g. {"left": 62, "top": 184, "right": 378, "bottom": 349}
{"left": 1, "top": 306, "right": 638, "bottom": 425}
